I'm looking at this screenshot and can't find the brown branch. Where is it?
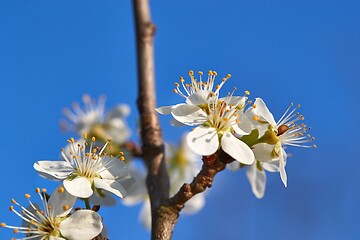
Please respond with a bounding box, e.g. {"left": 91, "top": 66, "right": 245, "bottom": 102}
{"left": 166, "top": 150, "right": 234, "bottom": 212}
{"left": 132, "top": 0, "right": 172, "bottom": 239}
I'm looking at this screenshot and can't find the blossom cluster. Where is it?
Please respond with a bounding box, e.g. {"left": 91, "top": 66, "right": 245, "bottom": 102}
{"left": 1, "top": 70, "right": 315, "bottom": 239}
{"left": 156, "top": 70, "right": 316, "bottom": 198}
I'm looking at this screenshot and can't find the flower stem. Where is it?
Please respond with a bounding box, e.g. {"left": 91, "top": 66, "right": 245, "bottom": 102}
{"left": 84, "top": 198, "right": 91, "bottom": 209}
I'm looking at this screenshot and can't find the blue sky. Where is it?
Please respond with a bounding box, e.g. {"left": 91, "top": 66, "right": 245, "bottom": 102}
{"left": 0, "top": 0, "right": 359, "bottom": 239}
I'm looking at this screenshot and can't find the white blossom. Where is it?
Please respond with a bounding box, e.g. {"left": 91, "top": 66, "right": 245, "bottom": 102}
{"left": 62, "top": 94, "right": 131, "bottom": 145}
{"left": 34, "top": 137, "right": 134, "bottom": 202}
{"left": 0, "top": 186, "right": 103, "bottom": 240}
{"left": 246, "top": 98, "right": 316, "bottom": 187}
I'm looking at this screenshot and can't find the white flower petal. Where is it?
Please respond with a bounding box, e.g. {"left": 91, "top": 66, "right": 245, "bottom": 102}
{"left": 122, "top": 168, "right": 147, "bottom": 206}
{"left": 171, "top": 104, "right": 207, "bottom": 126}
{"left": 232, "top": 124, "right": 249, "bottom": 136}
{"left": 48, "top": 185, "right": 77, "bottom": 217}
{"left": 63, "top": 177, "right": 93, "bottom": 198}
{"left": 254, "top": 98, "right": 276, "bottom": 125}
{"left": 186, "top": 126, "right": 219, "bottom": 156}
{"left": 49, "top": 236, "right": 66, "bottom": 240}
{"left": 262, "top": 161, "right": 280, "bottom": 172}
{"left": 139, "top": 200, "right": 152, "bottom": 230}
{"left": 246, "top": 162, "right": 266, "bottom": 199}
{"left": 279, "top": 148, "right": 287, "bottom": 187}
{"left": 155, "top": 105, "right": 174, "bottom": 115}
{"left": 221, "top": 132, "right": 254, "bottom": 165}
{"left": 34, "top": 161, "right": 73, "bottom": 180}
{"left": 183, "top": 193, "right": 205, "bottom": 214}
{"left": 220, "top": 96, "right": 246, "bottom": 107}
{"left": 253, "top": 143, "right": 276, "bottom": 162}
{"left": 89, "top": 189, "right": 117, "bottom": 206}
{"left": 227, "top": 161, "right": 241, "bottom": 171}
{"left": 59, "top": 210, "right": 103, "bottom": 240}
{"left": 186, "top": 90, "right": 211, "bottom": 105}
{"left": 105, "top": 104, "right": 130, "bottom": 121}
{"left": 104, "top": 118, "right": 131, "bottom": 144}
{"left": 237, "top": 113, "right": 254, "bottom": 134}
{"left": 94, "top": 178, "right": 127, "bottom": 198}
{"left": 170, "top": 118, "right": 185, "bottom": 126}
{"left": 98, "top": 156, "right": 129, "bottom": 180}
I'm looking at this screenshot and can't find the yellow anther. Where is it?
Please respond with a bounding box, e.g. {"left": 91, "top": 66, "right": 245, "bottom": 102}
{"left": 198, "top": 71, "right": 203, "bottom": 75}
{"left": 30, "top": 219, "right": 35, "bottom": 224}
{"left": 210, "top": 92, "right": 216, "bottom": 97}
{"left": 245, "top": 90, "right": 250, "bottom": 95}
{"left": 297, "top": 104, "right": 301, "bottom": 108}
{"left": 67, "top": 140, "right": 71, "bottom": 143}
{"left": 58, "top": 187, "right": 65, "bottom": 193}
{"left": 73, "top": 155, "right": 79, "bottom": 159}
{"left": 174, "top": 82, "right": 179, "bottom": 87}
{"left": 70, "top": 137, "right": 75, "bottom": 143}
{"left": 9, "top": 206, "right": 14, "bottom": 211}
{"left": 25, "top": 194, "right": 31, "bottom": 199}
{"left": 0, "top": 223, "right": 6, "bottom": 227}
{"left": 13, "top": 228, "right": 19, "bottom": 234}
{"left": 92, "top": 149, "right": 97, "bottom": 153}
{"left": 222, "top": 78, "right": 226, "bottom": 82}
{"left": 208, "top": 70, "right": 213, "bottom": 75}
{"left": 119, "top": 151, "right": 124, "bottom": 155}
{"left": 173, "top": 89, "right": 178, "bottom": 94}
{"left": 63, "top": 205, "right": 69, "bottom": 211}
{"left": 252, "top": 104, "right": 257, "bottom": 108}
{"left": 92, "top": 136, "right": 96, "bottom": 142}
{"left": 85, "top": 153, "right": 90, "bottom": 157}
{"left": 11, "top": 198, "right": 16, "bottom": 204}
{"left": 42, "top": 188, "right": 47, "bottom": 193}
{"left": 313, "top": 144, "right": 317, "bottom": 148}
{"left": 61, "top": 148, "right": 64, "bottom": 152}
{"left": 36, "top": 188, "right": 40, "bottom": 193}
{"left": 216, "top": 85, "right": 220, "bottom": 90}
{"left": 188, "top": 70, "right": 194, "bottom": 76}
{"left": 213, "top": 71, "right": 218, "bottom": 76}
{"left": 252, "top": 115, "right": 259, "bottom": 121}
{"left": 180, "top": 76, "right": 185, "bottom": 82}
{"left": 236, "top": 119, "right": 241, "bottom": 124}
{"left": 233, "top": 86, "right": 237, "bottom": 91}
{"left": 120, "top": 156, "right": 125, "bottom": 161}
{"left": 226, "top": 74, "right": 231, "bottom": 78}
{"left": 83, "top": 133, "right": 88, "bottom": 139}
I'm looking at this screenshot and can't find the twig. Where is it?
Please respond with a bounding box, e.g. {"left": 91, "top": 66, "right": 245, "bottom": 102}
{"left": 132, "top": 0, "right": 172, "bottom": 239}
{"left": 166, "top": 150, "right": 234, "bottom": 212}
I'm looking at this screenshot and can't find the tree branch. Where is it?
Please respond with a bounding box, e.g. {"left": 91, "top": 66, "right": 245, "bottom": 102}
{"left": 166, "top": 150, "right": 234, "bottom": 212}
{"left": 132, "top": 0, "right": 172, "bottom": 239}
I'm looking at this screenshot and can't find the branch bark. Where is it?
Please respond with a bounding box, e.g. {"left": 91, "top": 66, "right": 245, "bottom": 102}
{"left": 166, "top": 150, "right": 234, "bottom": 213}
{"left": 132, "top": 0, "right": 173, "bottom": 239}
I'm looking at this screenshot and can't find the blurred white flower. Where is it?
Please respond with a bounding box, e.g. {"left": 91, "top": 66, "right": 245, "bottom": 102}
{"left": 62, "top": 94, "right": 131, "bottom": 145}
{"left": 123, "top": 135, "right": 205, "bottom": 229}
{"left": 34, "top": 137, "right": 134, "bottom": 202}
{"left": 0, "top": 186, "right": 103, "bottom": 240}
